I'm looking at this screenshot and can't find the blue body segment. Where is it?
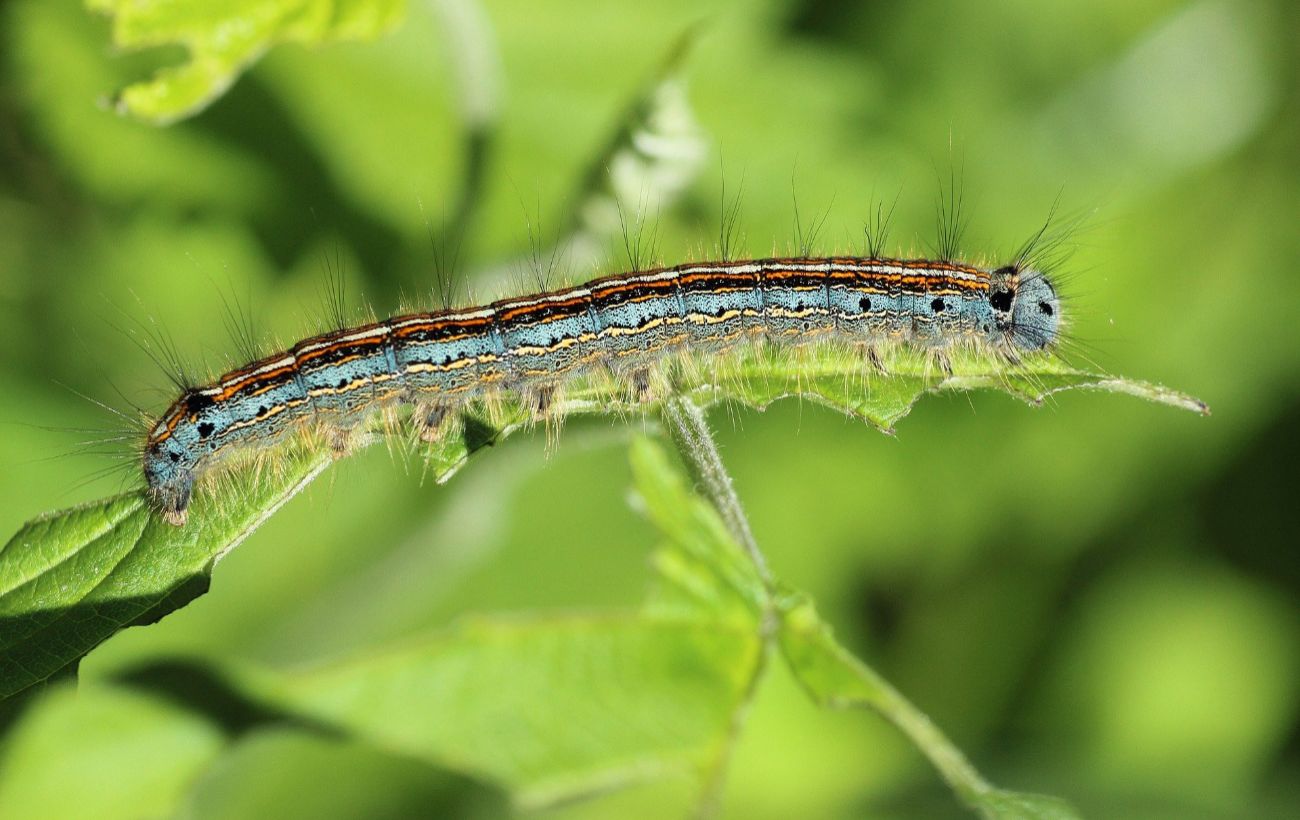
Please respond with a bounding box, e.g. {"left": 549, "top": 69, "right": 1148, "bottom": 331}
{"left": 679, "top": 269, "right": 760, "bottom": 347}
{"left": 496, "top": 296, "right": 596, "bottom": 379}
{"left": 295, "top": 333, "right": 397, "bottom": 416}
{"left": 394, "top": 316, "right": 499, "bottom": 396}
{"left": 829, "top": 280, "right": 892, "bottom": 340}
{"left": 589, "top": 278, "right": 684, "bottom": 363}
{"left": 761, "top": 275, "right": 834, "bottom": 339}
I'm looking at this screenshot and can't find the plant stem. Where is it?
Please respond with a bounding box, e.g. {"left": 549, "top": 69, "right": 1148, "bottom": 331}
{"left": 660, "top": 396, "right": 771, "bottom": 589}
{"left": 859, "top": 669, "right": 993, "bottom": 806}
{"left": 660, "top": 395, "right": 775, "bottom": 818}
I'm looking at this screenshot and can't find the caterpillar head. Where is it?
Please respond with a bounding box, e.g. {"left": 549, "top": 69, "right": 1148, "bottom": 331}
{"left": 989, "top": 267, "right": 1061, "bottom": 351}
{"left": 143, "top": 400, "right": 202, "bottom": 526}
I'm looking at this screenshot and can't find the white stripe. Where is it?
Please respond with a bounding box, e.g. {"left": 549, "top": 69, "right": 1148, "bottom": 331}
{"left": 231, "top": 356, "right": 295, "bottom": 383}
{"left": 769, "top": 260, "right": 983, "bottom": 281}
{"left": 294, "top": 326, "right": 390, "bottom": 355}
{"left": 593, "top": 268, "right": 686, "bottom": 289}
{"left": 389, "top": 307, "right": 495, "bottom": 330}
{"left": 494, "top": 287, "right": 592, "bottom": 310}
{"left": 676, "top": 263, "right": 762, "bottom": 276}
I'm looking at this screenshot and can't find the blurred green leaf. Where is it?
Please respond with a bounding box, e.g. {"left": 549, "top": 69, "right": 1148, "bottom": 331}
{"left": 269, "top": 614, "right": 759, "bottom": 808}
{"left": 88, "top": 0, "right": 406, "bottom": 123}
{"left": 0, "top": 681, "right": 224, "bottom": 820}
{"left": 1042, "top": 562, "right": 1300, "bottom": 800}
{"left": 0, "top": 671, "right": 508, "bottom": 820}
{"left": 0, "top": 350, "right": 1205, "bottom": 701}
{"left": 181, "top": 729, "right": 509, "bottom": 819}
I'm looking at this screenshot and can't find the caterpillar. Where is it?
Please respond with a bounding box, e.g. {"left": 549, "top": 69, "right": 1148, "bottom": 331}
{"left": 141, "top": 254, "right": 1062, "bottom": 525}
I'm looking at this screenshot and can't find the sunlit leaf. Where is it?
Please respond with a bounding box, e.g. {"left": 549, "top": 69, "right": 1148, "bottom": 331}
{"left": 89, "top": 0, "right": 406, "bottom": 123}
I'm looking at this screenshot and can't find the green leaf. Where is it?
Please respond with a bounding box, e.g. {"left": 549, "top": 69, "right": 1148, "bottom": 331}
{"left": 0, "top": 681, "right": 225, "bottom": 820}
{"left": 777, "top": 591, "right": 1082, "bottom": 820}
{"left": 705, "top": 345, "right": 1209, "bottom": 434}
{"left": 0, "top": 669, "right": 508, "bottom": 820}
{"left": 88, "top": 0, "right": 406, "bottom": 123}
{"left": 776, "top": 590, "right": 894, "bottom": 709}
{"left": 262, "top": 613, "right": 759, "bottom": 808}
{"left": 0, "top": 455, "right": 308, "bottom": 700}
{"left": 0, "top": 349, "right": 1204, "bottom": 700}
{"left": 181, "top": 729, "right": 509, "bottom": 819}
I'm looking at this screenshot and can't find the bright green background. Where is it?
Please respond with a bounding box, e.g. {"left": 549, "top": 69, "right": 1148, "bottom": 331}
{"left": 1, "top": 0, "right": 1297, "bottom": 817}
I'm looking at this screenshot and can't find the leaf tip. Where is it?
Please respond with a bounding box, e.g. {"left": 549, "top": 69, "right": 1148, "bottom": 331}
{"left": 1092, "top": 378, "right": 1210, "bottom": 416}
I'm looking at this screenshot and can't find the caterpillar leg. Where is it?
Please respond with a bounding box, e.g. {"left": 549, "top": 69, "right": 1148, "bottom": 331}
{"left": 866, "top": 345, "right": 888, "bottom": 375}
{"left": 630, "top": 367, "right": 653, "bottom": 403}
{"left": 530, "top": 383, "right": 567, "bottom": 451}
{"left": 328, "top": 426, "right": 359, "bottom": 458}
{"left": 415, "top": 403, "right": 451, "bottom": 443}
{"left": 929, "top": 349, "right": 954, "bottom": 378}
{"left": 532, "top": 383, "right": 557, "bottom": 419}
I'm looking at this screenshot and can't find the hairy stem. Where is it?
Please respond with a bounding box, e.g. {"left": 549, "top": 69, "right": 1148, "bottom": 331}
{"left": 660, "top": 395, "right": 775, "bottom": 818}
{"left": 660, "top": 396, "right": 771, "bottom": 588}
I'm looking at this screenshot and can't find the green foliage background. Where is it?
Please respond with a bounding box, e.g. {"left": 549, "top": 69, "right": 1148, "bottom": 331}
{"left": 0, "top": 0, "right": 1297, "bottom": 817}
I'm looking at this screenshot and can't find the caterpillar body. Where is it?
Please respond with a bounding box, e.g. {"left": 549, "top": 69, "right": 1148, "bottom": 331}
{"left": 143, "top": 256, "right": 1062, "bottom": 525}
